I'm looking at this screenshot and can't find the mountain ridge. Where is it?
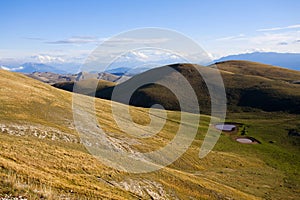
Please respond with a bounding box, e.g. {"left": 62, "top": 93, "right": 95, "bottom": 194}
{"left": 215, "top": 52, "right": 300, "bottom": 70}
{"left": 53, "top": 60, "right": 300, "bottom": 114}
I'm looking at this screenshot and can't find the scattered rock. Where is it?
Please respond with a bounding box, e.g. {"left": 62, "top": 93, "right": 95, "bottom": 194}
{"left": 111, "top": 178, "right": 171, "bottom": 199}
{"left": 0, "top": 123, "right": 78, "bottom": 143}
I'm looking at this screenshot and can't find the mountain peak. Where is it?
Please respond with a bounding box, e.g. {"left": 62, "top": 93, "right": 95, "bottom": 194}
{"left": 215, "top": 52, "right": 300, "bottom": 70}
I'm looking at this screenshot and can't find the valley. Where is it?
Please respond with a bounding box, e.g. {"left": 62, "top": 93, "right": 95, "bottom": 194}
{"left": 0, "top": 61, "right": 299, "bottom": 199}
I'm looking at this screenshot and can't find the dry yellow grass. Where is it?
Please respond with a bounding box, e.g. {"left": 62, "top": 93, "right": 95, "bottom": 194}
{"left": 0, "top": 69, "right": 299, "bottom": 199}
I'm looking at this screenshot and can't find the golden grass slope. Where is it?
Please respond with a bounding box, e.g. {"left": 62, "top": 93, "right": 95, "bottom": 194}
{"left": 0, "top": 69, "right": 298, "bottom": 199}
{"left": 215, "top": 60, "right": 300, "bottom": 82}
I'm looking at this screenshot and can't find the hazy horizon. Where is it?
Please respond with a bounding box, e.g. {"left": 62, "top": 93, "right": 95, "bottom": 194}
{"left": 1, "top": 0, "right": 300, "bottom": 71}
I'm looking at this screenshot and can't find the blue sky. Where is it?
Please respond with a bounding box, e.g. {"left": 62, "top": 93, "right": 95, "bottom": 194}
{"left": 1, "top": 0, "right": 300, "bottom": 67}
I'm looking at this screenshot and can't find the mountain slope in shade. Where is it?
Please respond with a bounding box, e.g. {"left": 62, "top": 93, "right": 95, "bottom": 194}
{"left": 215, "top": 52, "right": 300, "bottom": 70}
{"left": 87, "top": 61, "right": 300, "bottom": 114}
{"left": 53, "top": 79, "right": 117, "bottom": 93}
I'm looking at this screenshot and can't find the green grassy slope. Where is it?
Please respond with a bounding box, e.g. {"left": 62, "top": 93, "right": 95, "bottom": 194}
{"left": 89, "top": 61, "right": 300, "bottom": 114}
{"left": 215, "top": 61, "right": 300, "bottom": 113}
{"left": 215, "top": 60, "right": 300, "bottom": 82}
{"left": 0, "top": 69, "right": 299, "bottom": 199}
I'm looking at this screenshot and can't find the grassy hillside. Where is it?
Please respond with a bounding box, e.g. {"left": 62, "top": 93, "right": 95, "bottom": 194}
{"left": 215, "top": 61, "right": 300, "bottom": 113}
{"left": 82, "top": 61, "right": 300, "bottom": 114}
{"left": 0, "top": 69, "right": 299, "bottom": 199}
{"left": 52, "top": 79, "right": 116, "bottom": 93}
{"left": 215, "top": 60, "right": 300, "bottom": 82}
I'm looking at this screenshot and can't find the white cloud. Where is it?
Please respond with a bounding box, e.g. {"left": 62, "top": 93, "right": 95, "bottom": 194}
{"left": 23, "top": 37, "right": 45, "bottom": 41}
{"left": 248, "top": 31, "right": 300, "bottom": 46}
{"left": 47, "top": 36, "right": 170, "bottom": 46}
{"left": 131, "top": 51, "right": 149, "bottom": 59}
{"left": 47, "top": 36, "right": 101, "bottom": 44}
{"left": 257, "top": 24, "right": 300, "bottom": 32}
{"left": 118, "top": 49, "right": 177, "bottom": 62}
{"left": 207, "top": 29, "right": 300, "bottom": 58}
{"left": 0, "top": 66, "right": 10, "bottom": 70}
{"left": 215, "top": 34, "right": 245, "bottom": 41}
{"left": 11, "top": 66, "right": 24, "bottom": 71}
{"left": 0, "top": 65, "right": 24, "bottom": 71}
{"left": 170, "top": 54, "right": 179, "bottom": 59}
{"left": 31, "top": 54, "right": 65, "bottom": 64}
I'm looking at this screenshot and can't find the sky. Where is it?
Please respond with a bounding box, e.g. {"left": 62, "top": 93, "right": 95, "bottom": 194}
{"left": 1, "top": 0, "right": 300, "bottom": 69}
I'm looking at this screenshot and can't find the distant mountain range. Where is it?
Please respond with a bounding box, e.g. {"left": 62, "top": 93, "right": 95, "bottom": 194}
{"left": 215, "top": 52, "right": 300, "bottom": 70}
{"left": 1, "top": 52, "right": 299, "bottom": 74}
{"left": 105, "top": 52, "right": 300, "bottom": 75}
{"left": 0, "top": 62, "right": 67, "bottom": 74}
{"left": 105, "top": 66, "right": 154, "bottom": 76}
{"left": 26, "top": 71, "right": 131, "bottom": 85}
{"left": 107, "top": 52, "right": 300, "bottom": 75}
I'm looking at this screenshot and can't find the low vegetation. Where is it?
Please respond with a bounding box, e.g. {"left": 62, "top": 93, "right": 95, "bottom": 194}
{"left": 53, "top": 61, "right": 300, "bottom": 115}
{"left": 0, "top": 65, "right": 299, "bottom": 199}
